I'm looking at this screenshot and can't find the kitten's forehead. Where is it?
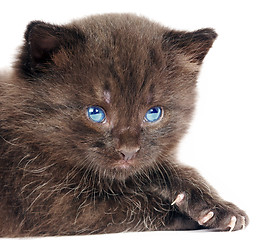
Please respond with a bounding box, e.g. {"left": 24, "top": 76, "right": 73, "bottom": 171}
{"left": 100, "top": 52, "right": 165, "bottom": 107}
{"left": 98, "top": 69, "right": 160, "bottom": 109}
{"left": 65, "top": 15, "right": 203, "bottom": 110}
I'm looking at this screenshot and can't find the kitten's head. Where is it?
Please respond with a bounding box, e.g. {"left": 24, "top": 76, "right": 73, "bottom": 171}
{"left": 14, "top": 14, "right": 217, "bottom": 180}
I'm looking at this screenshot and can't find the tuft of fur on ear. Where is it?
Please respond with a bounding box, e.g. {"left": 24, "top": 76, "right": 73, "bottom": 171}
{"left": 15, "top": 21, "right": 86, "bottom": 79}
{"left": 163, "top": 28, "right": 217, "bottom": 64}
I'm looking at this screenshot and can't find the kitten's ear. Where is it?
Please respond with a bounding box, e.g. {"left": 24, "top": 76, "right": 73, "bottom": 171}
{"left": 163, "top": 28, "right": 217, "bottom": 64}
{"left": 17, "top": 21, "right": 84, "bottom": 78}
{"left": 25, "top": 21, "right": 62, "bottom": 65}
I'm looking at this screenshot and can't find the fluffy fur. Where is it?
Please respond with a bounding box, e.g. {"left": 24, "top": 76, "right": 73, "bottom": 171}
{"left": 0, "top": 14, "right": 248, "bottom": 237}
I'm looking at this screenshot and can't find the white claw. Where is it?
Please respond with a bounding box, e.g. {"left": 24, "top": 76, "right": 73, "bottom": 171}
{"left": 241, "top": 216, "right": 246, "bottom": 230}
{"left": 171, "top": 193, "right": 185, "bottom": 206}
{"left": 228, "top": 216, "right": 237, "bottom": 232}
{"left": 198, "top": 211, "right": 214, "bottom": 225}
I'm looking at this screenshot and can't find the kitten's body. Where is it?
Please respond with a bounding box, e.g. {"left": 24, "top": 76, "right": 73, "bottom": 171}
{"left": 0, "top": 14, "right": 248, "bottom": 237}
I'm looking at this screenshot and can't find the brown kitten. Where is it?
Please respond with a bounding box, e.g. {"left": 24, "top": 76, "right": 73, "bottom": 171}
{"left": 0, "top": 14, "right": 248, "bottom": 237}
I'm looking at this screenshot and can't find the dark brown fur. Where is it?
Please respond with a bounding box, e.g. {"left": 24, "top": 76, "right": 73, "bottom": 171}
{"left": 0, "top": 14, "right": 248, "bottom": 237}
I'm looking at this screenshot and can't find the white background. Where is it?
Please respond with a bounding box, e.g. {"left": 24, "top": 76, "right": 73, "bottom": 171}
{"left": 0, "top": 0, "right": 255, "bottom": 239}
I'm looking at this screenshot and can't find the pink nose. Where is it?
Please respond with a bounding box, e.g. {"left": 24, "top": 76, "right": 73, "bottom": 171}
{"left": 118, "top": 146, "right": 140, "bottom": 161}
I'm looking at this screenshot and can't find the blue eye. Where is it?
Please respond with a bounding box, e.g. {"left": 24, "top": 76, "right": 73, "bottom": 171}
{"left": 87, "top": 106, "right": 106, "bottom": 123}
{"left": 144, "top": 107, "right": 162, "bottom": 123}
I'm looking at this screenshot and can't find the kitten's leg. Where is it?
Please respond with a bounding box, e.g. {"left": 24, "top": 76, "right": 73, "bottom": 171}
{"left": 166, "top": 164, "right": 249, "bottom": 231}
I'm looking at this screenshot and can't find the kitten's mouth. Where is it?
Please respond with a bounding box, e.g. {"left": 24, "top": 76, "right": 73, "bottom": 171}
{"left": 114, "top": 159, "right": 136, "bottom": 170}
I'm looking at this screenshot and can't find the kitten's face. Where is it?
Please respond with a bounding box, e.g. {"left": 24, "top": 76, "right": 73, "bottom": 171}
{"left": 15, "top": 15, "right": 216, "bottom": 180}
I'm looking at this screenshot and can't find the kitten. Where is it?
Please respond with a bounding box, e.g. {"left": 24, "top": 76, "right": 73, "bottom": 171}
{"left": 0, "top": 14, "right": 248, "bottom": 237}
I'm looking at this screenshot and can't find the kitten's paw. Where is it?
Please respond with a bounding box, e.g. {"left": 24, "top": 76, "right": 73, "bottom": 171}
{"left": 196, "top": 204, "right": 248, "bottom": 231}
{"left": 171, "top": 193, "right": 248, "bottom": 231}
